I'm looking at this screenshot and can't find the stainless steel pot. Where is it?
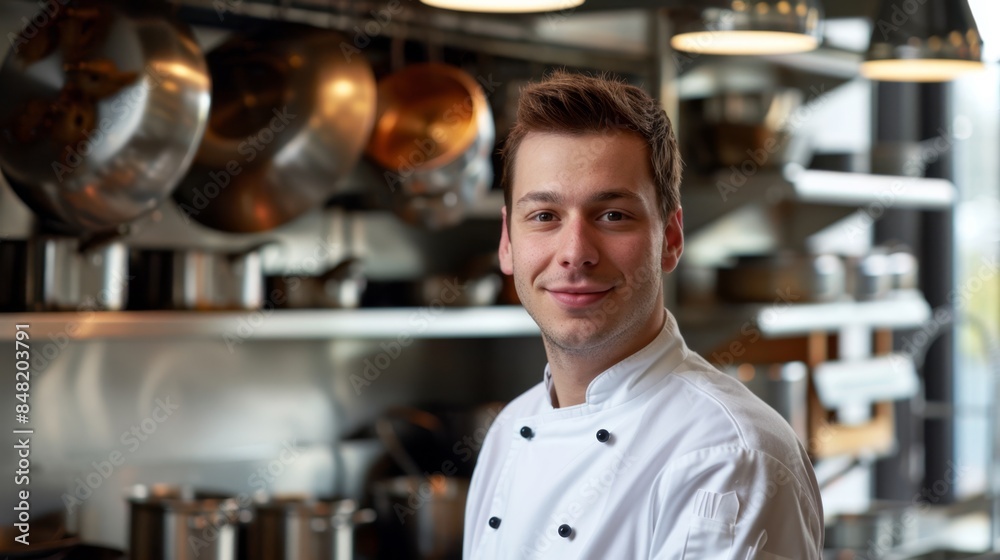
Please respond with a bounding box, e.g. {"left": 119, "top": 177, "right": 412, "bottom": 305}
{"left": 244, "top": 496, "right": 375, "bottom": 560}
{"left": 0, "top": 1, "right": 210, "bottom": 234}
{"left": 173, "top": 26, "right": 377, "bottom": 233}
{"left": 716, "top": 252, "right": 845, "bottom": 303}
{"left": 128, "top": 245, "right": 266, "bottom": 310}
{"left": 30, "top": 233, "right": 129, "bottom": 311}
{"left": 387, "top": 154, "right": 492, "bottom": 230}
{"left": 128, "top": 485, "right": 243, "bottom": 560}
{"left": 372, "top": 475, "right": 468, "bottom": 560}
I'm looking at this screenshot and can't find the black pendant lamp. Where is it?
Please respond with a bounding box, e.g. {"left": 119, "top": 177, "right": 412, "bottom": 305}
{"left": 861, "top": 0, "right": 985, "bottom": 82}
{"left": 670, "top": 0, "right": 824, "bottom": 56}
{"left": 419, "top": 0, "right": 584, "bottom": 12}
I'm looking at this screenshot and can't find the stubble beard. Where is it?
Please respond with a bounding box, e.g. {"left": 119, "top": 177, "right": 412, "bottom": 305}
{"left": 518, "top": 268, "right": 663, "bottom": 360}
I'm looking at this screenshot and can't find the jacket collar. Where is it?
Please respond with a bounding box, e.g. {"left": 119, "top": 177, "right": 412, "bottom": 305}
{"left": 542, "top": 309, "right": 689, "bottom": 413}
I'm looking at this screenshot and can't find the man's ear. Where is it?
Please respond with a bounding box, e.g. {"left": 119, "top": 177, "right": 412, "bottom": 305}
{"left": 661, "top": 207, "right": 684, "bottom": 274}
{"left": 499, "top": 206, "right": 514, "bottom": 275}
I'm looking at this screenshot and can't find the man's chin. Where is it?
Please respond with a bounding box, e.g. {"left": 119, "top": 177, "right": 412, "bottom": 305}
{"left": 540, "top": 323, "right": 612, "bottom": 354}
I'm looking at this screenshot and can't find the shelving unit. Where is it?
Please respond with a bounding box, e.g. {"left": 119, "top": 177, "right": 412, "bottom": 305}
{"left": 0, "top": 306, "right": 540, "bottom": 340}
{"left": 677, "top": 290, "right": 933, "bottom": 357}
{"left": 682, "top": 166, "right": 957, "bottom": 235}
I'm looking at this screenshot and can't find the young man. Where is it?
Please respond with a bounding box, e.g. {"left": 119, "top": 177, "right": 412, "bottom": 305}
{"left": 463, "top": 72, "right": 824, "bottom": 559}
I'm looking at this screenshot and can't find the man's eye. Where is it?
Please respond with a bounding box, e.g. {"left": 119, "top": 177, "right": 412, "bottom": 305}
{"left": 533, "top": 212, "right": 555, "bottom": 222}
{"left": 603, "top": 211, "right": 625, "bottom": 221}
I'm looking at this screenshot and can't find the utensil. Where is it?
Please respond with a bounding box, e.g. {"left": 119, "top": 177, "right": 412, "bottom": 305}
{"left": 0, "top": 1, "right": 210, "bottom": 234}
{"left": 366, "top": 62, "right": 495, "bottom": 197}
{"left": 845, "top": 251, "right": 892, "bottom": 300}
{"left": 267, "top": 257, "right": 367, "bottom": 309}
{"left": 366, "top": 62, "right": 494, "bottom": 229}
{"left": 387, "top": 154, "right": 492, "bottom": 230}
{"left": 716, "top": 252, "right": 845, "bottom": 303}
{"left": 128, "top": 484, "right": 243, "bottom": 560}
{"left": 244, "top": 495, "right": 375, "bottom": 560}
{"left": 128, "top": 245, "right": 267, "bottom": 310}
{"left": 30, "top": 232, "right": 130, "bottom": 311}
{"left": 681, "top": 88, "right": 812, "bottom": 172}
{"left": 173, "top": 26, "right": 377, "bottom": 233}
{"left": 371, "top": 476, "right": 468, "bottom": 560}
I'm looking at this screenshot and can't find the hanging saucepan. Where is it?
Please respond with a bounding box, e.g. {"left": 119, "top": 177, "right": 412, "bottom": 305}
{"left": 365, "top": 63, "right": 494, "bottom": 228}
{"left": 172, "top": 27, "right": 377, "bottom": 233}
{"left": 388, "top": 154, "right": 492, "bottom": 230}
{"left": 0, "top": 0, "right": 210, "bottom": 235}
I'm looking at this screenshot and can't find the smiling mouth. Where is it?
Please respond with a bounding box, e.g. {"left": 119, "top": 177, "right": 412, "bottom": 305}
{"left": 546, "top": 287, "right": 613, "bottom": 308}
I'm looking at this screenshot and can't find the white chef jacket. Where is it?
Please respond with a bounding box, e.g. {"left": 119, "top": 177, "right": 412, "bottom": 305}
{"left": 464, "top": 310, "right": 824, "bottom": 560}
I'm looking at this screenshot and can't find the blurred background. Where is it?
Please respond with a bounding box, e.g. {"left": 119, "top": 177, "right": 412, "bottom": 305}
{"left": 0, "top": 0, "right": 998, "bottom": 558}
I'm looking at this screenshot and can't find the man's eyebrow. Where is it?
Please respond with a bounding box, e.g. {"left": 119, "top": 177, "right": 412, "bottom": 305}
{"left": 515, "top": 191, "right": 563, "bottom": 207}
{"left": 589, "top": 190, "right": 642, "bottom": 204}
{"left": 516, "top": 189, "right": 643, "bottom": 208}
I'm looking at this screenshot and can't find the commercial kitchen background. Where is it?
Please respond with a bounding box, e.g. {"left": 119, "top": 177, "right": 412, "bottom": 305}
{"left": 0, "top": 0, "right": 999, "bottom": 558}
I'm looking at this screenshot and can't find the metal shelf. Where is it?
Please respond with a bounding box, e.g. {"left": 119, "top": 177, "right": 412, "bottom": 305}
{"left": 683, "top": 166, "right": 956, "bottom": 234}
{"left": 0, "top": 306, "right": 540, "bottom": 341}
{"left": 678, "top": 290, "right": 933, "bottom": 352}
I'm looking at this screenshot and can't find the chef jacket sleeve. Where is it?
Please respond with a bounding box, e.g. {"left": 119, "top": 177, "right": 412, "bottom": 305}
{"left": 648, "top": 445, "right": 823, "bottom": 560}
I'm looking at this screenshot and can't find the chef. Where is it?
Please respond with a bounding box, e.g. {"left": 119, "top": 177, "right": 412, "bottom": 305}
{"left": 463, "top": 71, "right": 824, "bottom": 559}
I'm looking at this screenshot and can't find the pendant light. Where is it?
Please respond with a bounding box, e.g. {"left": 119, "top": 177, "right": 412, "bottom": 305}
{"left": 419, "top": 0, "right": 585, "bottom": 13}
{"left": 670, "top": 0, "right": 824, "bottom": 56}
{"left": 861, "top": 0, "right": 984, "bottom": 82}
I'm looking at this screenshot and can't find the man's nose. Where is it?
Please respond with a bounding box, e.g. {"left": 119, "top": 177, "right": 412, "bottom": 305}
{"left": 557, "top": 217, "right": 599, "bottom": 269}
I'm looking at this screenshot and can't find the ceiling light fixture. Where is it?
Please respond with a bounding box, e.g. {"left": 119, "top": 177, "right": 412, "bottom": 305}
{"left": 419, "top": 0, "right": 585, "bottom": 13}
{"left": 861, "top": 0, "right": 984, "bottom": 82}
{"left": 670, "top": 0, "right": 824, "bottom": 56}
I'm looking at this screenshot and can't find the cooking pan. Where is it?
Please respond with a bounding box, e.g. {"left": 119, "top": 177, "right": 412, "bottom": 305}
{"left": 366, "top": 63, "right": 494, "bottom": 229}
{"left": 0, "top": 0, "right": 210, "bottom": 234}
{"left": 173, "top": 26, "right": 377, "bottom": 233}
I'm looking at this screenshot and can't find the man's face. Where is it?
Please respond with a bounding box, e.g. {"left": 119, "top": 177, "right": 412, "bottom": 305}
{"left": 499, "top": 131, "right": 684, "bottom": 355}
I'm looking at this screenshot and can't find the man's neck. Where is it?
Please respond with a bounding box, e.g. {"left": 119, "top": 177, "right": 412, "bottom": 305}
{"left": 545, "top": 309, "right": 666, "bottom": 408}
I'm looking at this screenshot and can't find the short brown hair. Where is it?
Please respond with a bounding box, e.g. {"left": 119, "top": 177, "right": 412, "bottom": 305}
{"left": 501, "top": 71, "right": 683, "bottom": 223}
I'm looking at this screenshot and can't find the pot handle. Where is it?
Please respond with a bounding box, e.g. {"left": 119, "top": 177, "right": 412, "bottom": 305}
{"left": 374, "top": 407, "right": 447, "bottom": 480}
